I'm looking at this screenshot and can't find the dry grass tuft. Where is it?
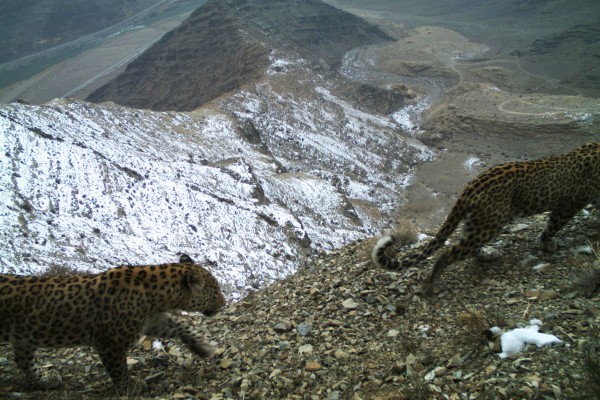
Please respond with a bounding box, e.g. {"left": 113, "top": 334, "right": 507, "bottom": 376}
{"left": 574, "top": 263, "right": 600, "bottom": 297}
{"left": 41, "top": 264, "right": 86, "bottom": 277}
{"left": 365, "top": 220, "right": 419, "bottom": 263}
{"left": 457, "top": 305, "right": 506, "bottom": 352}
{"left": 400, "top": 377, "right": 436, "bottom": 400}
{"left": 390, "top": 220, "right": 419, "bottom": 247}
{"left": 458, "top": 305, "right": 506, "bottom": 333}
{"left": 458, "top": 307, "right": 489, "bottom": 334}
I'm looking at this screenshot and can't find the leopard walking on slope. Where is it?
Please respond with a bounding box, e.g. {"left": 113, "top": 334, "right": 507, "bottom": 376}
{"left": 372, "top": 142, "right": 600, "bottom": 295}
{"left": 0, "top": 254, "right": 225, "bottom": 388}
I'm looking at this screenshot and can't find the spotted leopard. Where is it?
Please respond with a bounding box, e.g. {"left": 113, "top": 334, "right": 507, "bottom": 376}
{"left": 0, "top": 254, "right": 225, "bottom": 388}
{"left": 373, "top": 142, "right": 600, "bottom": 295}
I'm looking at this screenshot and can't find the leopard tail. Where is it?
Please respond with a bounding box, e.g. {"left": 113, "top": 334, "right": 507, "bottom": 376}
{"left": 371, "top": 235, "right": 400, "bottom": 269}
{"left": 372, "top": 198, "right": 467, "bottom": 271}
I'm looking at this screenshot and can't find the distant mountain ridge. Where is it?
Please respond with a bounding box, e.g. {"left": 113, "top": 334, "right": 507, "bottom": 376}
{"left": 87, "top": 0, "right": 393, "bottom": 111}
{"left": 516, "top": 19, "right": 600, "bottom": 96}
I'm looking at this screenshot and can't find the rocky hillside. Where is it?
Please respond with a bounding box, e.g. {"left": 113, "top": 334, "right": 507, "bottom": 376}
{"left": 2, "top": 1, "right": 600, "bottom": 397}
{"left": 86, "top": 0, "right": 393, "bottom": 111}
{"left": 328, "top": 0, "right": 600, "bottom": 24}
{"left": 0, "top": 55, "right": 429, "bottom": 298}
{"left": 2, "top": 210, "right": 599, "bottom": 399}
{"left": 0, "top": 0, "right": 161, "bottom": 63}
{"left": 515, "top": 20, "right": 600, "bottom": 97}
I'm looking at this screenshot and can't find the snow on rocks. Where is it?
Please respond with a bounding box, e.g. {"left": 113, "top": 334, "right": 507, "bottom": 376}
{"left": 0, "top": 78, "right": 427, "bottom": 299}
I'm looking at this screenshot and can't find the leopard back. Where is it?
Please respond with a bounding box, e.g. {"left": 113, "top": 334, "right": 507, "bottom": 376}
{"left": 373, "top": 142, "right": 600, "bottom": 295}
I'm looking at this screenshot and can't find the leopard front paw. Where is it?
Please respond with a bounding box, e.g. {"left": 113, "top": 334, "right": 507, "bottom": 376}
{"left": 188, "top": 341, "right": 214, "bottom": 358}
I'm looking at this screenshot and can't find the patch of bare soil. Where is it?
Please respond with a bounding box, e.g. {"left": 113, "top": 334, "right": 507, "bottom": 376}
{"left": 1, "top": 210, "right": 599, "bottom": 399}
{"left": 409, "top": 84, "right": 599, "bottom": 229}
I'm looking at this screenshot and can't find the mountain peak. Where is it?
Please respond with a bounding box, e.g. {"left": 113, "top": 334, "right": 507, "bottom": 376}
{"left": 86, "top": 0, "right": 393, "bottom": 111}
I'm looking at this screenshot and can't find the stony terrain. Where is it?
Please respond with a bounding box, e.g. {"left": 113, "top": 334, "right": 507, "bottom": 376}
{"left": 1, "top": 209, "right": 599, "bottom": 399}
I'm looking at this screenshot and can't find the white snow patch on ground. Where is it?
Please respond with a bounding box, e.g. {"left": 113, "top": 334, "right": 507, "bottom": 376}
{"left": 1, "top": 67, "right": 435, "bottom": 300}
{"left": 391, "top": 96, "right": 431, "bottom": 133}
{"left": 0, "top": 101, "right": 301, "bottom": 299}
{"left": 463, "top": 156, "right": 482, "bottom": 171}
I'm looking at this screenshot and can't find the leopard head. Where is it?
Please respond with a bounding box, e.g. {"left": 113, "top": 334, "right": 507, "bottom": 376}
{"left": 179, "top": 254, "right": 226, "bottom": 316}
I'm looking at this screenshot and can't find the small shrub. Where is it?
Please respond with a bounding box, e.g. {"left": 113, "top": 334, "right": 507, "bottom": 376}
{"left": 366, "top": 220, "right": 419, "bottom": 263}
{"left": 390, "top": 220, "right": 419, "bottom": 247}
{"left": 457, "top": 305, "right": 506, "bottom": 351}
{"left": 400, "top": 371, "right": 437, "bottom": 400}
{"left": 19, "top": 199, "right": 33, "bottom": 213}
{"left": 575, "top": 263, "right": 600, "bottom": 297}
{"left": 42, "top": 264, "right": 83, "bottom": 277}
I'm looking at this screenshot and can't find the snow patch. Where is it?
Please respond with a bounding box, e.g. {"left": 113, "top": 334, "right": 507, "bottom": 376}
{"left": 463, "top": 156, "right": 482, "bottom": 171}
{"left": 391, "top": 96, "right": 431, "bottom": 133}
{"left": 1, "top": 65, "right": 435, "bottom": 300}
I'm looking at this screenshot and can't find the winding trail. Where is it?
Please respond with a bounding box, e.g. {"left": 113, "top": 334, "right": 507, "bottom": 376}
{"left": 497, "top": 98, "right": 600, "bottom": 116}
{"left": 0, "top": 0, "right": 174, "bottom": 71}
{"left": 450, "top": 57, "right": 583, "bottom": 96}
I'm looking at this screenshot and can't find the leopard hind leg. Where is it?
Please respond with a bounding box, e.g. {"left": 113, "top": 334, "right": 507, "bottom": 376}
{"left": 419, "top": 217, "right": 504, "bottom": 295}
{"left": 94, "top": 339, "right": 130, "bottom": 386}
{"left": 540, "top": 205, "right": 585, "bottom": 251}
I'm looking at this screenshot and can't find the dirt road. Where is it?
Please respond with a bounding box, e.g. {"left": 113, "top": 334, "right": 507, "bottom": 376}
{"left": 0, "top": 12, "right": 193, "bottom": 104}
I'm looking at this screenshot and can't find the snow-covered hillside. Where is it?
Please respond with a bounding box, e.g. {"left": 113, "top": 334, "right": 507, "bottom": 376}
{"left": 0, "top": 58, "right": 432, "bottom": 299}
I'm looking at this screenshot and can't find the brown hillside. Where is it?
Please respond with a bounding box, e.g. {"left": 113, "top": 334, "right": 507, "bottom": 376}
{"left": 86, "top": 0, "right": 393, "bottom": 111}
{"left": 86, "top": 1, "right": 270, "bottom": 111}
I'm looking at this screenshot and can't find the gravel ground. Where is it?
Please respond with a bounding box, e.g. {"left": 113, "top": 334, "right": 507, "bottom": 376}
{"left": 2, "top": 208, "right": 599, "bottom": 399}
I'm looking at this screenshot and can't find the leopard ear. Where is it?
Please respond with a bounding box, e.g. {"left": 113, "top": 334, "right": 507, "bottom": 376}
{"left": 182, "top": 271, "right": 204, "bottom": 291}
{"left": 179, "top": 254, "right": 194, "bottom": 263}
